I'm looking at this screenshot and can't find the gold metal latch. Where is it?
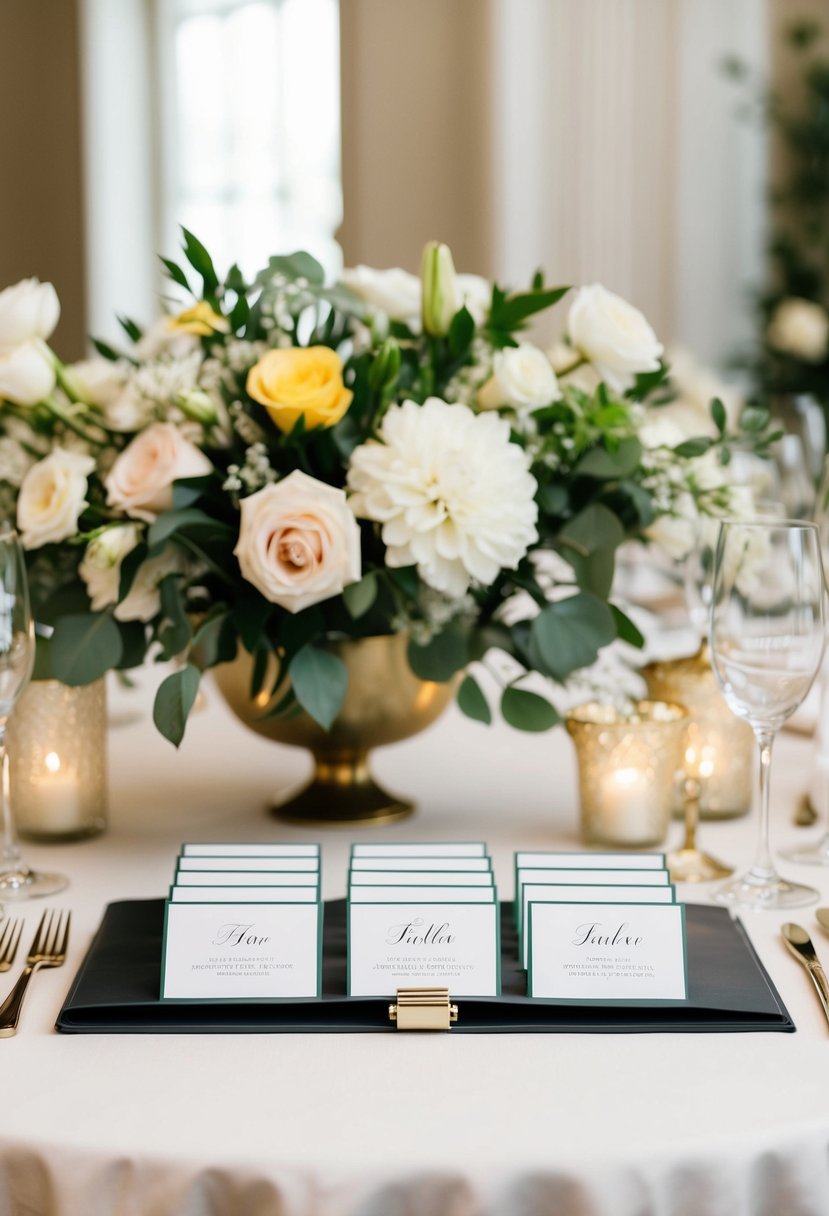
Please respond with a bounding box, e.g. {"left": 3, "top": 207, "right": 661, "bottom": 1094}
{"left": 388, "top": 987, "right": 459, "bottom": 1031}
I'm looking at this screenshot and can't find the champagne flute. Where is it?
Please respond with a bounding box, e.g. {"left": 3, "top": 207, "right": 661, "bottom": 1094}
{"left": 0, "top": 529, "right": 66, "bottom": 899}
{"left": 709, "top": 519, "right": 826, "bottom": 908}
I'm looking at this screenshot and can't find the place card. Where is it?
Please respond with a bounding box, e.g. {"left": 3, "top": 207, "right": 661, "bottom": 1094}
{"left": 349, "top": 870, "right": 494, "bottom": 887}
{"left": 527, "top": 902, "right": 687, "bottom": 1002}
{"left": 348, "top": 899, "right": 500, "bottom": 996}
{"left": 175, "top": 870, "right": 321, "bottom": 888}
{"left": 170, "top": 886, "right": 319, "bottom": 902}
{"left": 515, "top": 867, "right": 671, "bottom": 931}
{"left": 350, "top": 857, "right": 491, "bottom": 872}
{"left": 349, "top": 885, "right": 497, "bottom": 903}
{"left": 521, "top": 884, "right": 675, "bottom": 966}
{"left": 176, "top": 856, "right": 319, "bottom": 872}
{"left": 161, "top": 900, "right": 322, "bottom": 999}
{"left": 351, "top": 842, "right": 487, "bottom": 857}
{"left": 182, "top": 843, "right": 320, "bottom": 857}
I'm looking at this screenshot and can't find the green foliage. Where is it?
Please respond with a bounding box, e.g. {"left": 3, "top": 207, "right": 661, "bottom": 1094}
{"left": 407, "top": 621, "right": 470, "bottom": 682}
{"left": 288, "top": 644, "right": 348, "bottom": 730}
{"left": 500, "top": 687, "right": 560, "bottom": 731}
{"left": 51, "top": 613, "right": 123, "bottom": 685}
{"left": 153, "top": 664, "right": 201, "bottom": 748}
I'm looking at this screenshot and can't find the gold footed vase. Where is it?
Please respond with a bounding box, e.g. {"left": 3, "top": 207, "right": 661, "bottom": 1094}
{"left": 213, "top": 634, "right": 456, "bottom": 827}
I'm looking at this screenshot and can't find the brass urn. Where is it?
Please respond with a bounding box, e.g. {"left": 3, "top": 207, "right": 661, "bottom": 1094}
{"left": 213, "top": 634, "right": 456, "bottom": 827}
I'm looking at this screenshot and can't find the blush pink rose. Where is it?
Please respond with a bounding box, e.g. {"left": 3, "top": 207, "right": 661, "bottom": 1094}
{"left": 105, "top": 422, "right": 213, "bottom": 521}
{"left": 234, "top": 469, "right": 361, "bottom": 612}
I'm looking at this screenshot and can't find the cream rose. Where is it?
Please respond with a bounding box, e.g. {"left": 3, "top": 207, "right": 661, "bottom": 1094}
{"left": 566, "top": 284, "right": 663, "bottom": 392}
{"left": 79, "top": 523, "right": 142, "bottom": 611}
{"left": 767, "top": 298, "right": 829, "bottom": 363}
{"left": 0, "top": 340, "right": 56, "bottom": 405}
{"left": 477, "top": 344, "right": 561, "bottom": 410}
{"left": 234, "top": 469, "right": 361, "bottom": 612}
{"left": 17, "top": 448, "right": 95, "bottom": 550}
{"left": 0, "top": 278, "right": 60, "bottom": 353}
{"left": 105, "top": 422, "right": 213, "bottom": 521}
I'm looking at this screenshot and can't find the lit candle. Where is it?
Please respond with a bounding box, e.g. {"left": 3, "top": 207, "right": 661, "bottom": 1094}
{"left": 31, "top": 752, "right": 85, "bottom": 833}
{"left": 599, "top": 765, "right": 653, "bottom": 844}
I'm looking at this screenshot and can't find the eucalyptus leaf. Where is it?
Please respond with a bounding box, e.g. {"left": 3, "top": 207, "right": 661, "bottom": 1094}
{"left": 457, "top": 674, "right": 491, "bottom": 724}
{"left": 407, "top": 621, "right": 469, "bottom": 682}
{"left": 610, "top": 604, "right": 645, "bottom": 648}
{"left": 157, "top": 575, "right": 193, "bottom": 660}
{"left": 343, "top": 573, "right": 378, "bottom": 619}
{"left": 501, "top": 687, "right": 560, "bottom": 731}
{"left": 576, "top": 438, "right": 642, "bottom": 480}
{"left": 51, "top": 613, "right": 123, "bottom": 686}
{"left": 153, "top": 663, "right": 201, "bottom": 748}
{"left": 288, "top": 644, "right": 348, "bottom": 731}
{"left": 558, "top": 503, "right": 625, "bottom": 556}
{"left": 530, "top": 593, "right": 616, "bottom": 681}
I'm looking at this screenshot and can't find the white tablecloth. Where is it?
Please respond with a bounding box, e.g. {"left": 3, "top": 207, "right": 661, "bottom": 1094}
{"left": 3, "top": 674, "right": 829, "bottom": 1216}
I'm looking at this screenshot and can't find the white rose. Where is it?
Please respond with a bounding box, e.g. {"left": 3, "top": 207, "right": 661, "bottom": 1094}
{"left": 767, "top": 298, "right": 829, "bottom": 362}
{"left": 0, "top": 340, "right": 56, "bottom": 405}
{"left": 340, "top": 266, "right": 422, "bottom": 328}
{"left": 477, "top": 344, "right": 561, "bottom": 410}
{"left": 0, "top": 278, "right": 60, "bottom": 353}
{"left": 70, "top": 357, "right": 130, "bottom": 407}
{"left": 235, "top": 469, "right": 361, "bottom": 612}
{"left": 115, "top": 545, "right": 189, "bottom": 623}
{"left": 105, "top": 422, "right": 213, "bottom": 521}
{"left": 17, "top": 449, "right": 95, "bottom": 549}
{"left": 79, "top": 524, "right": 142, "bottom": 611}
{"left": 566, "top": 284, "right": 663, "bottom": 393}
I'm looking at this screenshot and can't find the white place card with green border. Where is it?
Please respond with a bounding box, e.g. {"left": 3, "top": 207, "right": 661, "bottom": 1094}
{"left": 176, "top": 856, "right": 319, "bottom": 872}
{"left": 521, "top": 884, "right": 676, "bottom": 967}
{"left": 351, "top": 842, "right": 488, "bottom": 857}
{"left": 181, "top": 843, "right": 320, "bottom": 857}
{"left": 350, "top": 856, "right": 491, "bottom": 872}
{"left": 349, "top": 870, "right": 494, "bottom": 887}
{"left": 527, "top": 902, "right": 687, "bottom": 1002}
{"left": 515, "top": 867, "right": 671, "bottom": 932}
{"left": 514, "top": 851, "right": 665, "bottom": 870}
{"left": 161, "top": 899, "right": 322, "bottom": 1000}
{"left": 350, "top": 885, "right": 497, "bottom": 903}
{"left": 170, "top": 885, "right": 319, "bottom": 903}
{"left": 175, "top": 870, "right": 321, "bottom": 888}
{"left": 348, "top": 899, "right": 500, "bottom": 996}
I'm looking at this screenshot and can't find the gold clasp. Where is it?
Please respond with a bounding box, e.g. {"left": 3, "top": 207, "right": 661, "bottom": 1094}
{"left": 388, "top": 987, "right": 459, "bottom": 1031}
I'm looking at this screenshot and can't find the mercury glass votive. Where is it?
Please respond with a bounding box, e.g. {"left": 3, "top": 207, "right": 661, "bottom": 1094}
{"left": 642, "top": 648, "right": 753, "bottom": 820}
{"left": 7, "top": 679, "right": 107, "bottom": 842}
{"left": 565, "top": 700, "right": 687, "bottom": 848}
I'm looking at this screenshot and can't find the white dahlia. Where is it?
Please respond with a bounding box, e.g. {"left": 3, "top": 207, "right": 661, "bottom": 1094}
{"left": 347, "top": 397, "right": 539, "bottom": 597}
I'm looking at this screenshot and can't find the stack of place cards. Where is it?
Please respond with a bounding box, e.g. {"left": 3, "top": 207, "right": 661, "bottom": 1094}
{"left": 516, "top": 851, "right": 687, "bottom": 1003}
{"left": 347, "top": 843, "right": 500, "bottom": 997}
{"left": 161, "top": 843, "right": 322, "bottom": 1000}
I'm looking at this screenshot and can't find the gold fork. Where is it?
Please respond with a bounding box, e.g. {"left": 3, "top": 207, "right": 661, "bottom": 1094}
{"left": 0, "top": 918, "right": 23, "bottom": 972}
{"left": 0, "top": 909, "right": 70, "bottom": 1037}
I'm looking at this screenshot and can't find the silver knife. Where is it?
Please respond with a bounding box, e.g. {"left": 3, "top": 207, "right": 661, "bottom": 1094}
{"left": 782, "top": 922, "right": 829, "bottom": 1029}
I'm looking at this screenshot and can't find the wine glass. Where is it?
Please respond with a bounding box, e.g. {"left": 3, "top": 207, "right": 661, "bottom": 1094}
{"left": 709, "top": 519, "right": 826, "bottom": 909}
{"left": 0, "top": 529, "right": 66, "bottom": 899}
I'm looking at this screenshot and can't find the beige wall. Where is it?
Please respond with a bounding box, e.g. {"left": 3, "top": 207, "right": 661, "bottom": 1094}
{"left": 339, "top": 0, "right": 494, "bottom": 276}
{"left": 0, "top": 0, "right": 87, "bottom": 359}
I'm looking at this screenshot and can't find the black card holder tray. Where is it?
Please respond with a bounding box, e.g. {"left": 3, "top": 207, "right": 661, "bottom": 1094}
{"left": 56, "top": 898, "right": 794, "bottom": 1034}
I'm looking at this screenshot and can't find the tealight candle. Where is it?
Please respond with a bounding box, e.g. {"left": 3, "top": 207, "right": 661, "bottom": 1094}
{"left": 566, "top": 700, "right": 687, "bottom": 848}
{"left": 33, "top": 752, "right": 85, "bottom": 833}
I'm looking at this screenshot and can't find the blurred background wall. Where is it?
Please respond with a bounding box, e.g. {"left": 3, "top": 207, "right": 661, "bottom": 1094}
{"left": 0, "top": 0, "right": 819, "bottom": 368}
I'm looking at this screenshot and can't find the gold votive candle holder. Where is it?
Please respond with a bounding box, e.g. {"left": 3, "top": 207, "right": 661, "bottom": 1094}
{"left": 7, "top": 678, "right": 108, "bottom": 842}
{"left": 642, "top": 648, "right": 753, "bottom": 820}
{"left": 565, "top": 700, "right": 687, "bottom": 847}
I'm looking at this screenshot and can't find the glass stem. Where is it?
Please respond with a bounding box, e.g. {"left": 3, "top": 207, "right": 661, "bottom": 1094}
{"left": 752, "top": 728, "right": 777, "bottom": 880}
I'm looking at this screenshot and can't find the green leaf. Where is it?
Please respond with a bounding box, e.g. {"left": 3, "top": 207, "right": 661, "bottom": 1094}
{"left": 558, "top": 503, "right": 625, "bottom": 556}
{"left": 118, "top": 542, "right": 148, "bottom": 602}
{"left": 51, "top": 613, "right": 123, "bottom": 686}
{"left": 90, "top": 337, "right": 122, "bottom": 362}
{"left": 172, "top": 477, "right": 214, "bottom": 510}
{"left": 448, "top": 306, "right": 475, "bottom": 357}
{"left": 160, "top": 256, "right": 191, "bottom": 293}
{"left": 711, "top": 397, "right": 727, "bottom": 435}
{"left": 501, "top": 687, "right": 560, "bottom": 731}
{"left": 153, "top": 664, "right": 201, "bottom": 747}
{"left": 191, "top": 611, "right": 235, "bottom": 670}
{"left": 115, "top": 620, "right": 149, "bottom": 670}
{"left": 288, "top": 644, "right": 348, "bottom": 731}
{"left": 407, "top": 621, "right": 469, "bottom": 682}
{"left": 117, "top": 315, "right": 143, "bottom": 343}
{"left": 529, "top": 593, "right": 616, "bottom": 681}
{"left": 739, "top": 406, "right": 770, "bottom": 434}
{"left": 610, "top": 604, "right": 645, "bottom": 648}
{"left": 157, "top": 575, "right": 192, "bottom": 660}
{"left": 538, "top": 483, "right": 570, "bottom": 516}
{"left": 674, "top": 437, "right": 714, "bottom": 459}
{"left": 255, "top": 252, "right": 325, "bottom": 288}
{"left": 457, "top": 674, "right": 491, "bottom": 724}
{"left": 147, "top": 508, "right": 232, "bottom": 551}
{"left": 181, "top": 227, "right": 219, "bottom": 294}
{"left": 343, "top": 573, "right": 378, "bottom": 619}
{"left": 576, "top": 438, "right": 642, "bottom": 480}
{"left": 388, "top": 566, "right": 420, "bottom": 600}
{"left": 491, "top": 285, "right": 570, "bottom": 330}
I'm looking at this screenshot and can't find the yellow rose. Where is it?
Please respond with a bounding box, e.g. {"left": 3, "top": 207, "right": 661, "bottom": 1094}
{"left": 167, "top": 301, "right": 230, "bottom": 337}
{"left": 246, "top": 346, "right": 353, "bottom": 433}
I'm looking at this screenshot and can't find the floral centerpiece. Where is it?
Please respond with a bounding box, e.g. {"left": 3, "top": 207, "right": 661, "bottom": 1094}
{"left": 0, "top": 235, "right": 773, "bottom": 746}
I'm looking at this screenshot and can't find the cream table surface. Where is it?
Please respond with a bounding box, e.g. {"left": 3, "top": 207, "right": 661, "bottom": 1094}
{"left": 2, "top": 675, "right": 829, "bottom": 1216}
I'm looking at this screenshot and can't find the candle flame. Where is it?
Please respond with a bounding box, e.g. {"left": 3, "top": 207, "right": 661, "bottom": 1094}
{"left": 613, "top": 767, "right": 640, "bottom": 787}
{"left": 45, "top": 752, "right": 61, "bottom": 775}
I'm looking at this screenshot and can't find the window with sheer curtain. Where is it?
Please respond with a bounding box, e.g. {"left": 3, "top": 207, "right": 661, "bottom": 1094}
{"left": 156, "top": 0, "right": 343, "bottom": 281}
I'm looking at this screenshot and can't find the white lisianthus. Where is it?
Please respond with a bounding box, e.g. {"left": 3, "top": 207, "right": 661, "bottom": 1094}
{"left": 348, "top": 397, "right": 539, "bottom": 597}
{"left": 340, "top": 266, "right": 422, "bottom": 328}
{"left": 234, "top": 470, "right": 361, "bottom": 612}
{"left": 0, "top": 278, "right": 60, "bottom": 353}
{"left": 566, "top": 284, "right": 663, "bottom": 392}
{"left": 17, "top": 448, "right": 95, "bottom": 549}
{"left": 477, "top": 344, "right": 561, "bottom": 411}
{"left": 115, "top": 545, "right": 190, "bottom": 623}
{"left": 767, "top": 298, "right": 829, "bottom": 363}
{"left": 105, "top": 422, "right": 214, "bottom": 521}
{"left": 79, "top": 523, "right": 142, "bottom": 611}
{"left": 0, "top": 340, "right": 56, "bottom": 406}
